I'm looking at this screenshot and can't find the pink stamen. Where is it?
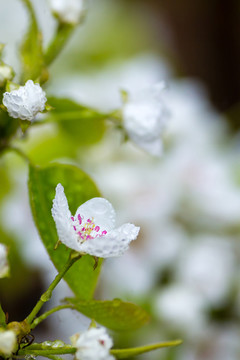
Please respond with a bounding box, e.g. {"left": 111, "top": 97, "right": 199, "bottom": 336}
{"left": 95, "top": 226, "right": 100, "bottom": 232}
{"left": 73, "top": 226, "right": 76, "bottom": 231}
{"left": 78, "top": 214, "right": 82, "bottom": 224}
{"left": 102, "top": 230, "right": 107, "bottom": 235}
{"left": 82, "top": 227, "right": 85, "bottom": 231}
{"left": 87, "top": 218, "right": 92, "bottom": 223}
{"left": 71, "top": 216, "right": 74, "bottom": 221}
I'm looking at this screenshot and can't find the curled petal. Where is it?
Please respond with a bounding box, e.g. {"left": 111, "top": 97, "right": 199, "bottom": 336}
{"left": 79, "top": 223, "right": 140, "bottom": 258}
{"left": 75, "top": 197, "right": 116, "bottom": 232}
{"left": 51, "top": 184, "right": 77, "bottom": 249}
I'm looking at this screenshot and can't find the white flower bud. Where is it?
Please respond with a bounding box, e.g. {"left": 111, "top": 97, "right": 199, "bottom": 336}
{"left": 122, "top": 83, "right": 168, "bottom": 156}
{"left": 71, "top": 327, "right": 115, "bottom": 360}
{"left": 3, "top": 80, "right": 47, "bottom": 121}
{"left": 0, "top": 330, "right": 17, "bottom": 356}
{"left": 49, "top": 0, "right": 86, "bottom": 25}
{"left": 0, "top": 64, "right": 14, "bottom": 87}
{"left": 0, "top": 244, "right": 9, "bottom": 278}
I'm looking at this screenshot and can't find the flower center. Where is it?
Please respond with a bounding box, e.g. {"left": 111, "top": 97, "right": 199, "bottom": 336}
{"left": 71, "top": 214, "right": 107, "bottom": 243}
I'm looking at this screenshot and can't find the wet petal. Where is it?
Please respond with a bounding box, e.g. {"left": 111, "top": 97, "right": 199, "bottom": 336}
{"left": 79, "top": 223, "right": 140, "bottom": 258}
{"left": 51, "top": 183, "right": 78, "bottom": 249}
{"left": 75, "top": 198, "right": 116, "bottom": 233}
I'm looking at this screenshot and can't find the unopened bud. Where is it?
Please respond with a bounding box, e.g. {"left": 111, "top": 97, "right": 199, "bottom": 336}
{"left": 0, "top": 63, "right": 14, "bottom": 87}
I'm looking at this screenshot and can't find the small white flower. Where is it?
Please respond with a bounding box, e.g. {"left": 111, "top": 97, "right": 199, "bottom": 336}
{"left": 51, "top": 183, "right": 139, "bottom": 258}
{"left": 49, "top": 0, "right": 86, "bottom": 25}
{"left": 0, "top": 244, "right": 9, "bottom": 278}
{"left": 122, "top": 83, "right": 168, "bottom": 156}
{"left": 3, "top": 80, "right": 47, "bottom": 121}
{"left": 71, "top": 327, "right": 115, "bottom": 360}
{"left": 0, "top": 330, "right": 17, "bottom": 356}
{"left": 0, "top": 63, "right": 14, "bottom": 87}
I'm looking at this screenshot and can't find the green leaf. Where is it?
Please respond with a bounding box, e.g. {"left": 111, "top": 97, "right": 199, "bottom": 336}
{"left": 20, "top": 0, "right": 45, "bottom": 82}
{"left": 28, "top": 163, "right": 102, "bottom": 300}
{"left": 0, "top": 304, "right": 6, "bottom": 327}
{"left": 111, "top": 340, "right": 182, "bottom": 359}
{"left": 66, "top": 298, "right": 150, "bottom": 331}
{"left": 46, "top": 97, "right": 107, "bottom": 146}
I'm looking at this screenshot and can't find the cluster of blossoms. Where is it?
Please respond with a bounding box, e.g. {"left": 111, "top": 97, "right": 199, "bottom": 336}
{"left": 71, "top": 327, "right": 115, "bottom": 360}
{"left": 2, "top": 77, "right": 168, "bottom": 155}
{"left": 51, "top": 183, "right": 140, "bottom": 258}
{"left": 0, "top": 243, "right": 9, "bottom": 278}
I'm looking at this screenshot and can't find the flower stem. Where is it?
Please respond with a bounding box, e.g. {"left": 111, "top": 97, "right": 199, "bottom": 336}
{"left": 30, "top": 304, "right": 75, "bottom": 330}
{"left": 17, "top": 347, "right": 76, "bottom": 357}
{"left": 25, "top": 253, "right": 81, "bottom": 325}
{"left": 43, "top": 23, "right": 74, "bottom": 68}
{"left": 20, "top": 0, "right": 37, "bottom": 25}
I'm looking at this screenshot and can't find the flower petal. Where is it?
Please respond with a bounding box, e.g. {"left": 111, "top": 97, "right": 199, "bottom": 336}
{"left": 72, "top": 327, "right": 115, "bottom": 360}
{"left": 51, "top": 183, "right": 78, "bottom": 250}
{"left": 75, "top": 198, "right": 116, "bottom": 233}
{"left": 0, "top": 330, "right": 17, "bottom": 355}
{"left": 122, "top": 83, "right": 168, "bottom": 156}
{"left": 79, "top": 223, "right": 140, "bottom": 258}
{"left": 135, "top": 137, "right": 163, "bottom": 156}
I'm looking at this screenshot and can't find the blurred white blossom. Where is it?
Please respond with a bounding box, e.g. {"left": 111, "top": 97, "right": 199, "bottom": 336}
{"left": 49, "top": 0, "right": 85, "bottom": 25}
{"left": 122, "top": 83, "right": 168, "bottom": 156}
{"left": 51, "top": 183, "right": 139, "bottom": 258}
{"left": 176, "top": 236, "right": 235, "bottom": 305}
{"left": 3, "top": 80, "right": 47, "bottom": 121}
{"left": 154, "top": 284, "right": 207, "bottom": 336}
{"left": 71, "top": 327, "right": 114, "bottom": 360}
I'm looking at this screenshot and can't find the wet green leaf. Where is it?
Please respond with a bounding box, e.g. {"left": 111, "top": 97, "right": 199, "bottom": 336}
{"left": 28, "top": 163, "right": 102, "bottom": 300}
{"left": 66, "top": 298, "right": 150, "bottom": 331}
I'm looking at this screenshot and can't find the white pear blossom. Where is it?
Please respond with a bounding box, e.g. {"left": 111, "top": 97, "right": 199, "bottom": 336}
{"left": 49, "top": 0, "right": 85, "bottom": 25}
{"left": 71, "top": 327, "right": 115, "bottom": 360}
{"left": 122, "top": 83, "right": 168, "bottom": 156}
{"left": 0, "top": 330, "right": 17, "bottom": 356}
{"left": 0, "top": 244, "right": 9, "bottom": 278}
{"left": 51, "top": 184, "right": 139, "bottom": 258}
{"left": 3, "top": 80, "right": 47, "bottom": 121}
